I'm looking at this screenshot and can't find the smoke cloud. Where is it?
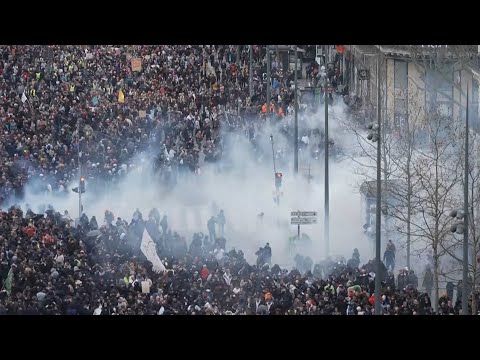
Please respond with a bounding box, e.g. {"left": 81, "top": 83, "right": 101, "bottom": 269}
{"left": 8, "top": 101, "right": 373, "bottom": 268}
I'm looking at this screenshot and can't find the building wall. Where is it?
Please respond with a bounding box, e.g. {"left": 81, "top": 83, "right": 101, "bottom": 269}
{"left": 346, "top": 45, "right": 480, "bottom": 133}
{"left": 407, "top": 61, "right": 425, "bottom": 126}
{"left": 385, "top": 59, "right": 395, "bottom": 128}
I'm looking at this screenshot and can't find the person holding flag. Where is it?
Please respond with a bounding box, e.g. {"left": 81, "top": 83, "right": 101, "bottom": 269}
{"left": 118, "top": 88, "right": 125, "bottom": 104}
{"left": 21, "top": 90, "right": 28, "bottom": 104}
{"left": 2, "top": 266, "right": 13, "bottom": 296}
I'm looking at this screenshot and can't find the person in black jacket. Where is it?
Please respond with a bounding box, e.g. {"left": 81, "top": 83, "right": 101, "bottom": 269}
{"left": 446, "top": 281, "right": 454, "bottom": 302}
{"left": 263, "top": 243, "right": 272, "bottom": 265}
{"left": 423, "top": 267, "right": 434, "bottom": 299}
{"left": 383, "top": 241, "right": 396, "bottom": 272}
{"left": 407, "top": 270, "right": 418, "bottom": 289}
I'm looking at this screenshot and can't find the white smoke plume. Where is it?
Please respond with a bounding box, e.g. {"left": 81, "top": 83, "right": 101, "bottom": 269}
{"left": 7, "top": 102, "right": 373, "bottom": 268}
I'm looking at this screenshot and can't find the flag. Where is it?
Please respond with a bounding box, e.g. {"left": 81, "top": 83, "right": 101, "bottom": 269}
{"left": 21, "top": 91, "right": 27, "bottom": 104}
{"left": 140, "top": 229, "right": 166, "bottom": 273}
{"left": 4, "top": 267, "right": 13, "bottom": 296}
{"left": 118, "top": 89, "right": 125, "bottom": 104}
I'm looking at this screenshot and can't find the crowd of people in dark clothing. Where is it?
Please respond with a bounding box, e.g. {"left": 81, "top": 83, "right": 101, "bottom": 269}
{"left": 0, "top": 45, "right": 312, "bottom": 203}
{"left": 1, "top": 204, "right": 478, "bottom": 315}
{"left": 1, "top": 45, "right": 478, "bottom": 315}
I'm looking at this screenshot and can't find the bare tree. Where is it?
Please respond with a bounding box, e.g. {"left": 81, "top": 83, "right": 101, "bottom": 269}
{"left": 342, "top": 45, "right": 478, "bottom": 296}
{"left": 440, "top": 131, "right": 480, "bottom": 314}
{"left": 408, "top": 109, "right": 462, "bottom": 311}
{"left": 383, "top": 97, "right": 424, "bottom": 270}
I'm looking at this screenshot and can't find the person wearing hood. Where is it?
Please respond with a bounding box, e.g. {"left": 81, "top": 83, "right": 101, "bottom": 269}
{"left": 160, "top": 215, "right": 168, "bottom": 235}
{"left": 383, "top": 242, "right": 395, "bottom": 272}
{"left": 216, "top": 209, "right": 225, "bottom": 237}
{"left": 263, "top": 243, "right": 272, "bottom": 265}
{"left": 89, "top": 216, "right": 98, "bottom": 230}
{"left": 207, "top": 216, "right": 216, "bottom": 243}
{"left": 422, "top": 267, "right": 434, "bottom": 299}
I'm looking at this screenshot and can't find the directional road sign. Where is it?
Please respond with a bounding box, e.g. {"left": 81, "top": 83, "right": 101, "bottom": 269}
{"left": 291, "top": 211, "right": 317, "bottom": 217}
{"left": 291, "top": 217, "right": 317, "bottom": 225}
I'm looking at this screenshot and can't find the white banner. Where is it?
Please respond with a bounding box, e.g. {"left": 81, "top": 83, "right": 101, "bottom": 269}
{"left": 140, "top": 229, "right": 166, "bottom": 273}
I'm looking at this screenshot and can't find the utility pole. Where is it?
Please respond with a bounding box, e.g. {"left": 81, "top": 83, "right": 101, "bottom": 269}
{"left": 294, "top": 46, "right": 299, "bottom": 174}
{"left": 374, "top": 53, "right": 382, "bottom": 316}
{"left": 276, "top": 45, "right": 281, "bottom": 71}
{"left": 270, "top": 134, "right": 276, "bottom": 174}
{"left": 324, "top": 70, "right": 330, "bottom": 259}
{"left": 463, "top": 88, "right": 470, "bottom": 315}
{"left": 77, "top": 118, "right": 82, "bottom": 219}
{"left": 266, "top": 45, "right": 271, "bottom": 121}
{"left": 270, "top": 135, "right": 280, "bottom": 206}
{"left": 236, "top": 45, "right": 241, "bottom": 85}
{"left": 249, "top": 45, "right": 253, "bottom": 97}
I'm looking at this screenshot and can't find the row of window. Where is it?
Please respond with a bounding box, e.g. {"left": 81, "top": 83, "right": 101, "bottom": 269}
{"left": 392, "top": 60, "right": 480, "bottom": 129}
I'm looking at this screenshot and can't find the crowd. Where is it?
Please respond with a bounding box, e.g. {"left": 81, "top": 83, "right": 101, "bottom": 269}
{"left": 0, "top": 45, "right": 318, "bottom": 204}
{"left": 5, "top": 45, "right": 473, "bottom": 315}
{"left": 1, "top": 204, "right": 478, "bottom": 315}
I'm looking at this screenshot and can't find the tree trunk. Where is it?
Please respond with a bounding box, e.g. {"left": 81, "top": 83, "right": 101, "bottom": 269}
{"left": 470, "top": 176, "right": 476, "bottom": 315}
{"left": 433, "top": 248, "right": 440, "bottom": 313}
{"left": 472, "top": 260, "right": 477, "bottom": 315}
{"left": 472, "top": 238, "right": 477, "bottom": 315}
{"left": 407, "top": 161, "right": 411, "bottom": 269}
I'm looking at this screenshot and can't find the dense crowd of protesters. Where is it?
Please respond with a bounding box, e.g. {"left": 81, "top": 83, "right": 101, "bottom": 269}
{"left": 1, "top": 205, "right": 478, "bottom": 315}
{"left": 2, "top": 45, "right": 477, "bottom": 315}
{"left": 0, "top": 45, "right": 320, "bottom": 203}
{"left": 0, "top": 45, "right": 351, "bottom": 202}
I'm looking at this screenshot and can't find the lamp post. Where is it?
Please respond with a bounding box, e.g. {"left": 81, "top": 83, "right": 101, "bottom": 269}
{"left": 266, "top": 45, "right": 271, "bottom": 121}
{"left": 270, "top": 134, "right": 277, "bottom": 175}
{"left": 463, "top": 88, "right": 470, "bottom": 315}
{"left": 449, "top": 208, "right": 468, "bottom": 315}
{"left": 294, "top": 46, "right": 299, "bottom": 174}
{"left": 450, "top": 88, "right": 470, "bottom": 315}
{"left": 249, "top": 45, "right": 253, "bottom": 98}
{"left": 324, "top": 77, "right": 330, "bottom": 259}
{"left": 367, "top": 52, "right": 382, "bottom": 315}
{"left": 77, "top": 118, "right": 82, "bottom": 219}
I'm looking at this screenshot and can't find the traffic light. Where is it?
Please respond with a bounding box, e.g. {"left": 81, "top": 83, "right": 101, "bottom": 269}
{"left": 80, "top": 177, "right": 86, "bottom": 193}
{"left": 72, "top": 177, "right": 86, "bottom": 194}
{"left": 275, "top": 172, "right": 282, "bottom": 189}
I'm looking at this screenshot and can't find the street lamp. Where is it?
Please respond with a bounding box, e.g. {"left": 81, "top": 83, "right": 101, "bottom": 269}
{"left": 266, "top": 45, "right": 271, "bottom": 122}
{"left": 448, "top": 87, "right": 470, "bottom": 315}
{"left": 77, "top": 118, "right": 83, "bottom": 219}
{"left": 249, "top": 45, "right": 253, "bottom": 97}
{"left": 367, "top": 51, "right": 382, "bottom": 316}
{"left": 270, "top": 134, "right": 280, "bottom": 206}
{"left": 449, "top": 209, "right": 465, "bottom": 235}
{"left": 367, "top": 121, "right": 382, "bottom": 316}
{"left": 463, "top": 88, "right": 470, "bottom": 316}
{"left": 294, "top": 46, "right": 299, "bottom": 175}
{"left": 449, "top": 208, "right": 469, "bottom": 314}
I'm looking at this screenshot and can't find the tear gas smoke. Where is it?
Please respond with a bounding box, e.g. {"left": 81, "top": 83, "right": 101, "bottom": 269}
{"left": 8, "top": 102, "right": 373, "bottom": 268}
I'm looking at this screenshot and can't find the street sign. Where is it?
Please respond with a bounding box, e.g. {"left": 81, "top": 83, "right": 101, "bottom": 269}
{"left": 291, "top": 217, "right": 317, "bottom": 225}
{"left": 291, "top": 211, "right": 317, "bottom": 217}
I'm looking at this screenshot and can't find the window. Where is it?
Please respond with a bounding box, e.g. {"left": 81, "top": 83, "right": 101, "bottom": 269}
{"left": 394, "top": 60, "right": 408, "bottom": 90}
{"left": 426, "top": 67, "right": 453, "bottom": 117}
{"left": 394, "top": 60, "right": 408, "bottom": 127}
